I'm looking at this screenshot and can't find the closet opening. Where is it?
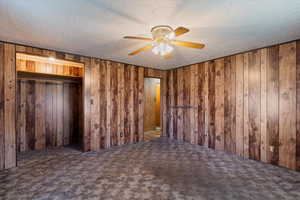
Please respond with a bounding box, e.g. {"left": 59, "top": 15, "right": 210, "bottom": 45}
{"left": 144, "top": 78, "right": 161, "bottom": 141}
{"left": 16, "top": 53, "right": 84, "bottom": 155}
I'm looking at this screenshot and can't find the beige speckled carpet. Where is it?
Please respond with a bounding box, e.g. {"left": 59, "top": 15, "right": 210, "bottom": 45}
{"left": 1, "top": 137, "right": 300, "bottom": 200}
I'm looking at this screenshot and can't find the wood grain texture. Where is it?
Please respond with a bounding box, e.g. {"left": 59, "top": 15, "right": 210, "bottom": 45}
{"left": 215, "top": 58, "right": 225, "bottom": 151}
{"left": 117, "top": 64, "right": 125, "bottom": 145}
{"left": 248, "top": 50, "right": 261, "bottom": 160}
{"left": 106, "top": 61, "right": 112, "bottom": 148}
{"left": 297, "top": 41, "right": 300, "bottom": 170}
{"left": 279, "top": 42, "right": 296, "bottom": 170}
{"left": 16, "top": 53, "right": 83, "bottom": 77}
{"left": 2, "top": 42, "right": 167, "bottom": 170}
{"left": 4, "top": 43, "right": 16, "bottom": 169}
{"left": 177, "top": 68, "right": 184, "bottom": 142}
{"left": 34, "top": 82, "right": 46, "bottom": 150}
{"left": 260, "top": 48, "right": 268, "bottom": 162}
{"left": 204, "top": 62, "right": 209, "bottom": 147}
{"left": 144, "top": 78, "right": 160, "bottom": 131}
{"left": 90, "top": 58, "right": 100, "bottom": 150}
{"left": 129, "top": 65, "right": 135, "bottom": 143}
{"left": 165, "top": 40, "right": 300, "bottom": 171}
{"left": 2, "top": 39, "right": 300, "bottom": 172}
{"left": 208, "top": 61, "right": 215, "bottom": 149}
{"left": 243, "top": 53, "right": 250, "bottom": 159}
{"left": 0, "top": 42, "right": 4, "bottom": 170}
{"left": 190, "top": 64, "right": 198, "bottom": 144}
{"left": 198, "top": 63, "right": 206, "bottom": 145}
{"left": 235, "top": 54, "right": 244, "bottom": 157}
{"left": 138, "top": 67, "right": 144, "bottom": 142}
{"left": 161, "top": 71, "right": 167, "bottom": 137}
{"left": 16, "top": 80, "right": 82, "bottom": 152}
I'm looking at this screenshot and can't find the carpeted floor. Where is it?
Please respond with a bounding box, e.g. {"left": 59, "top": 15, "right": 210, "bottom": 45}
{"left": 1, "top": 137, "right": 300, "bottom": 200}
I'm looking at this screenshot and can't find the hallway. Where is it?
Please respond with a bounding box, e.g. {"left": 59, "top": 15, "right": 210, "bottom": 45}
{"left": 1, "top": 138, "right": 300, "bottom": 200}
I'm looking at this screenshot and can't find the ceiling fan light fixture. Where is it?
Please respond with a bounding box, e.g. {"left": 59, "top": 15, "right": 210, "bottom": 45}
{"left": 152, "top": 42, "right": 173, "bottom": 56}
{"left": 166, "top": 32, "right": 175, "bottom": 40}
{"left": 124, "top": 25, "right": 205, "bottom": 58}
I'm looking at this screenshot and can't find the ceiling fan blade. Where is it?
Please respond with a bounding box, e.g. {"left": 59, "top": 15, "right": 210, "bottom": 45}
{"left": 128, "top": 44, "right": 153, "bottom": 55}
{"left": 163, "top": 53, "right": 173, "bottom": 59}
{"left": 174, "top": 27, "right": 189, "bottom": 37}
{"left": 172, "top": 40, "right": 205, "bottom": 49}
{"left": 124, "top": 36, "right": 152, "bottom": 41}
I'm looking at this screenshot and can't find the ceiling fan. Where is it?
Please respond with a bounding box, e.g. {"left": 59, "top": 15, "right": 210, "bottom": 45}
{"left": 123, "top": 25, "right": 205, "bottom": 59}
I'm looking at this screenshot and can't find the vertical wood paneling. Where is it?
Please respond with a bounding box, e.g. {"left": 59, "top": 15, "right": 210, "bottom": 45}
{"left": 52, "top": 83, "right": 58, "bottom": 147}
{"left": 248, "top": 50, "right": 261, "bottom": 160}
{"left": 90, "top": 59, "right": 100, "bottom": 150}
{"left": 26, "top": 81, "right": 35, "bottom": 150}
{"left": 279, "top": 42, "right": 297, "bottom": 170}
{"left": 168, "top": 70, "right": 174, "bottom": 139}
{"left": 208, "top": 61, "right": 216, "bottom": 148}
{"left": 190, "top": 64, "right": 198, "bottom": 144}
{"left": 106, "top": 61, "right": 111, "bottom": 148}
{"left": 56, "top": 83, "right": 64, "bottom": 147}
{"left": 235, "top": 54, "right": 244, "bottom": 157}
{"left": 230, "top": 56, "right": 236, "bottom": 154}
{"left": 0, "top": 43, "right": 4, "bottom": 170}
{"left": 260, "top": 48, "right": 268, "bottom": 162}
{"left": 138, "top": 67, "right": 144, "bottom": 142}
{"left": 34, "top": 82, "right": 46, "bottom": 150}
{"left": 224, "top": 57, "right": 234, "bottom": 153}
{"left": 243, "top": 53, "right": 250, "bottom": 159}
{"left": 117, "top": 64, "right": 125, "bottom": 145}
{"left": 45, "top": 83, "right": 54, "bottom": 147}
{"left": 81, "top": 57, "right": 91, "bottom": 151}
{"left": 4, "top": 44, "right": 16, "bottom": 169}
{"left": 2, "top": 42, "right": 167, "bottom": 170}
{"left": 161, "top": 71, "right": 167, "bottom": 137}
{"left": 177, "top": 68, "right": 184, "bottom": 141}
{"left": 215, "top": 58, "right": 225, "bottom": 151}
{"left": 296, "top": 41, "right": 300, "bottom": 170}
{"left": 110, "top": 63, "right": 118, "bottom": 146}
{"left": 183, "top": 67, "right": 191, "bottom": 142}
{"left": 63, "top": 83, "right": 71, "bottom": 145}
{"left": 19, "top": 81, "right": 27, "bottom": 151}
{"left": 173, "top": 70, "right": 178, "bottom": 140}
{"left": 164, "top": 40, "right": 300, "bottom": 172}
{"left": 204, "top": 62, "right": 209, "bottom": 147}
{"left": 99, "top": 61, "right": 107, "bottom": 148}
{"left": 129, "top": 65, "right": 135, "bottom": 143}
{"left": 16, "top": 80, "right": 82, "bottom": 152}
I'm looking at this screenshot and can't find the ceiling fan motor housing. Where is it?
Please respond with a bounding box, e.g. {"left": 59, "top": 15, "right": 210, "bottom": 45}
{"left": 151, "top": 25, "right": 174, "bottom": 43}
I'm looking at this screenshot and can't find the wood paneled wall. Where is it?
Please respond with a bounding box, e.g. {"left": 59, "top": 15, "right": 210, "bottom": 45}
{"left": 87, "top": 62, "right": 166, "bottom": 150}
{"left": 166, "top": 40, "right": 300, "bottom": 171}
{"left": 0, "top": 41, "right": 166, "bottom": 170}
{"left": 16, "top": 79, "right": 82, "bottom": 152}
{"left": 0, "top": 43, "right": 16, "bottom": 169}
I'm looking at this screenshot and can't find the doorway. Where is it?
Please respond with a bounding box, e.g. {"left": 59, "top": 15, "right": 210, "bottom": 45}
{"left": 144, "top": 78, "right": 161, "bottom": 141}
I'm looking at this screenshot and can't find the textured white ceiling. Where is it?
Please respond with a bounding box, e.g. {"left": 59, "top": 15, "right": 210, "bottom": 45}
{"left": 1, "top": 0, "right": 300, "bottom": 69}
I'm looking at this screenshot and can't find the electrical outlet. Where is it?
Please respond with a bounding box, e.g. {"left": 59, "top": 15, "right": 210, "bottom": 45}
{"left": 270, "top": 146, "right": 274, "bottom": 152}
